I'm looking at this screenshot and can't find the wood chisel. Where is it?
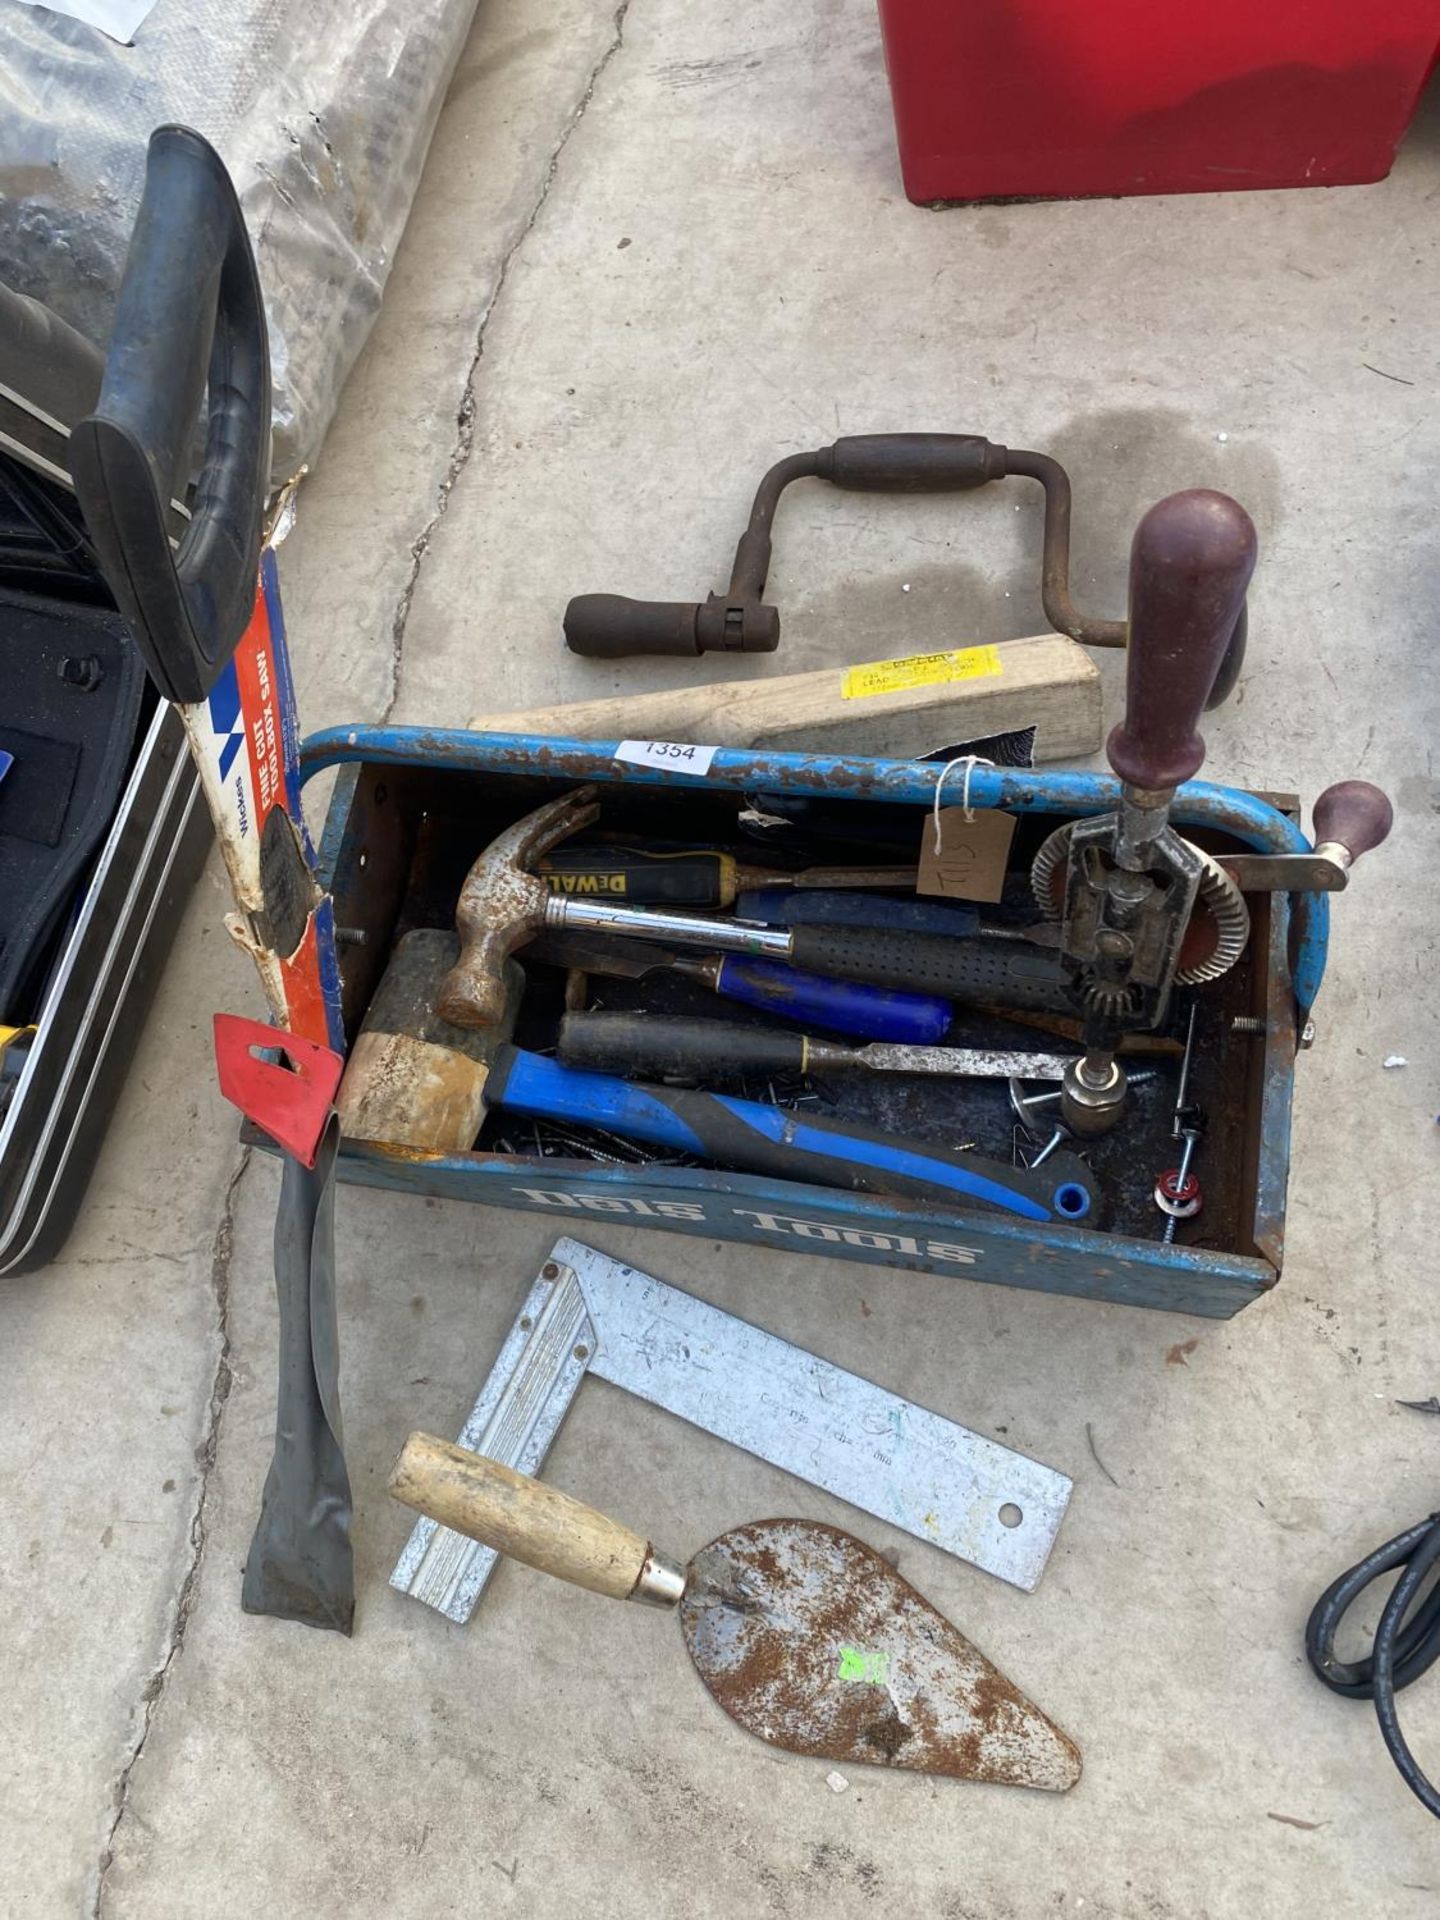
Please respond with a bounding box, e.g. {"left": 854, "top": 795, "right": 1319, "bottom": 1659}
{"left": 538, "top": 846, "right": 916, "bottom": 906}
{"left": 556, "top": 1012, "right": 1087, "bottom": 1084}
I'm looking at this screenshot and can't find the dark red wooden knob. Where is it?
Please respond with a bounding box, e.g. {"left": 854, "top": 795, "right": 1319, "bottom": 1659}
{"left": 1107, "top": 490, "right": 1258, "bottom": 791}
{"left": 1313, "top": 781, "right": 1393, "bottom": 859}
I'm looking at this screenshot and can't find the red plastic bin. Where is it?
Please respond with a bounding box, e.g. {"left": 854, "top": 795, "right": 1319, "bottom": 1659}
{"left": 876, "top": 3, "right": 1440, "bottom": 203}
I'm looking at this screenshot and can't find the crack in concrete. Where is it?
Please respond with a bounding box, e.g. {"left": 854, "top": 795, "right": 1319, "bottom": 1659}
{"left": 89, "top": 1146, "right": 251, "bottom": 1917}
{"left": 381, "top": 0, "right": 632, "bottom": 721}
{"left": 86, "top": 13, "right": 633, "bottom": 1882}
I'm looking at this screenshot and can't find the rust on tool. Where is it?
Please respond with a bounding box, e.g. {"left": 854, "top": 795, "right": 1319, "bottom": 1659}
{"left": 561, "top": 434, "right": 1242, "bottom": 676}
{"left": 388, "top": 1436, "right": 1078, "bottom": 1791}
{"left": 681, "top": 1520, "right": 1080, "bottom": 1791}
{"left": 439, "top": 784, "right": 600, "bottom": 1029}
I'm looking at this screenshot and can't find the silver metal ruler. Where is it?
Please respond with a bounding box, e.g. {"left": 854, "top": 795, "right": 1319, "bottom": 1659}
{"left": 392, "top": 1236, "right": 1071, "bottom": 1619}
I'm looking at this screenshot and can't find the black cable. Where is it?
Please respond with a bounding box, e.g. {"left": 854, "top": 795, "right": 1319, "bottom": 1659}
{"left": 1305, "top": 1511, "right": 1440, "bottom": 1818}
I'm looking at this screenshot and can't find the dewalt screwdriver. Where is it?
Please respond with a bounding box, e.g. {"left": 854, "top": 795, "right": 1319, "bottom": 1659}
{"left": 537, "top": 846, "right": 915, "bottom": 908}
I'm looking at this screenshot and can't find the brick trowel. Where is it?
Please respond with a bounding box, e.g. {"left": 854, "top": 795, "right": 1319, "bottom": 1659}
{"left": 390, "top": 1433, "right": 1080, "bottom": 1791}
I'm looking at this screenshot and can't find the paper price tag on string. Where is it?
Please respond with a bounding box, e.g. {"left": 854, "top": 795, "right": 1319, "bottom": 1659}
{"left": 916, "top": 754, "right": 1014, "bottom": 902}
{"left": 917, "top": 808, "right": 1016, "bottom": 902}
{"left": 614, "top": 739, "right": 718, "bottom": 777}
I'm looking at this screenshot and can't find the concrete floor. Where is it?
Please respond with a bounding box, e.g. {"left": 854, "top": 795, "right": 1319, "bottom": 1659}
{"left": 4, "top": 3, "right": 1440, "bottom": 1913}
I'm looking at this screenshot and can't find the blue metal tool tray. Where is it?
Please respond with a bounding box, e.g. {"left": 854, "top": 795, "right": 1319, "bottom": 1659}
{"left": 296, "top": 726, "right": 1314, "bottom": 1322}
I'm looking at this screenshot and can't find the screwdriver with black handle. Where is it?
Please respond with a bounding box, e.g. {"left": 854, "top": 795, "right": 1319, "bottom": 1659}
{"left": 539, "top": 898, "right": 1078, "bottom": 1012}
{"left": 736, "top": 888, "right": 1061, "bottom": 948}
{"left": 538, "top": 847, "right": 916, "bottom": 907}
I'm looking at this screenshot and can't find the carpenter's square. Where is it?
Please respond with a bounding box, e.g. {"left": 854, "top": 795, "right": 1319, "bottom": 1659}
{"left": 392, "top": 1237, "right": 1073, "bottom": 1619}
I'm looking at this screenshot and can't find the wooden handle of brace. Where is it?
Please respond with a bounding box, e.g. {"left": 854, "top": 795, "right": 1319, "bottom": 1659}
{"left": 1109, "top": 490, "right": 1257, "bottom": 790}
{"left": 389, "top": 1433, "right": 677, "bottom": 1603}
{"left": 1312, "top": 781, "right": 1393, "bottom": 861}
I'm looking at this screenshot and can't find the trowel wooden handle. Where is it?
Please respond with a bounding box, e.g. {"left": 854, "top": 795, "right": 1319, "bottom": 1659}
{"left": 389, "top": 1433, "right": 684, "bottom": 1604}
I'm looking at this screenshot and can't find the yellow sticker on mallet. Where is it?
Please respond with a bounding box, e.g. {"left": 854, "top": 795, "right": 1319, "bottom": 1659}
{"left": 840, "top": 645, "right": 1002, "bottom": 700}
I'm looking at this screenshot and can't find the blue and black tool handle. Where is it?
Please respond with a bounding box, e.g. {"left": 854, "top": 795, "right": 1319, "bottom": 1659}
{"left": 527, "top": 933, "right": 954, "bottom": 1044}
{"left": 782, "top": 926, "right": 1072, "bottom": 1008}
{"left": 684, "top": 954, "right": 951, "bottom": 1042}
{"left": 736, "top": 888, "right": 983, "bottom": 938}
{"left": 545, "top": 898, "right": 1078, "bottom": 1012}
{"left": 485, "top": 1046, "right": 1098, "bottom": 1227}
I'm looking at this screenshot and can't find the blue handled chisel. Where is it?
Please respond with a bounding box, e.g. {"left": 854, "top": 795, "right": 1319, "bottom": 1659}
{"left": 527, "top": 932, "right": 951, "bottom": 1044}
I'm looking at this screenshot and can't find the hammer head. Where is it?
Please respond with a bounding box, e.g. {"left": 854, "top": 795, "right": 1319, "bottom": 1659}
{"left": 438, "top": 785, "right": 601, "bottom": 1028}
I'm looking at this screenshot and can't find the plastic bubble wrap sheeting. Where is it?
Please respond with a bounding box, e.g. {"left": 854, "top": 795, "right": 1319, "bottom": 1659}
{"left": 0, "top": 0, "right": 480, "bottom": 480}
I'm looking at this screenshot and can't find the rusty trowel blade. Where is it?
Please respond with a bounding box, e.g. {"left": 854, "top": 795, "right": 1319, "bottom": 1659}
{"left": 679, "top": 1520, "right": 1080, "bottom": 1791}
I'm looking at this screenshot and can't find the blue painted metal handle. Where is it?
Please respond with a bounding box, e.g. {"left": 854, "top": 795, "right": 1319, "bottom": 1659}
{"left": 713, "top": 955, "right": 950, "bottom": 1042}
{"left": 298, "top": 726, "right": 1327, "bottom": 1010}
{"left": 736, "top": 888, "right": 983, "bottom": 940}
{"left": 489, "top": 1049, "right": 1095, "bottom": 1225}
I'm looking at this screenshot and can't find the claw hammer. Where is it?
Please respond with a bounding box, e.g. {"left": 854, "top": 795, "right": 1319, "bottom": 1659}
{"left": 437, "top": 792, "right": 1076, "bottom": 1026}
